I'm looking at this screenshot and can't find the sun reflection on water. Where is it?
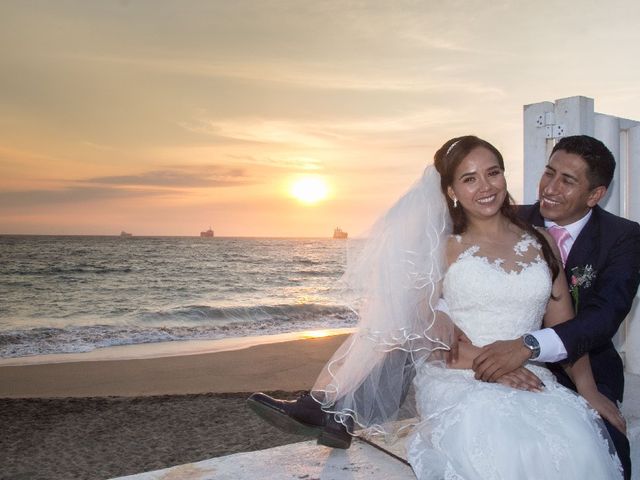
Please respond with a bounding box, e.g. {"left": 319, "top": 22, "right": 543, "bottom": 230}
{"left": 300, "top": 330, "right": 332, "bottom": 339}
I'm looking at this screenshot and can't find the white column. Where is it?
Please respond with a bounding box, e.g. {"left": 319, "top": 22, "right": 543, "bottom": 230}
{"left": 627, "top": 125, "right": 640, "bottom": 223}
{"left": 554, "top": 96, "right": 594, "bottom": 136}
{"left": 623, "top": 125, "right": 640, "bottom": 374}
{"left": 594, "top": 113, "right": 621, "bottom": 215}
{"left": 523, "top": 101, "right": 554, "bottom": 204}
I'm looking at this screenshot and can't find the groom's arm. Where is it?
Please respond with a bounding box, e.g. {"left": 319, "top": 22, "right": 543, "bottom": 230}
{"left": 553, "top": 224, "right": 640, "bottom": 362}
{"left": 472, "top": 222, "right": 640, "bottom": 381}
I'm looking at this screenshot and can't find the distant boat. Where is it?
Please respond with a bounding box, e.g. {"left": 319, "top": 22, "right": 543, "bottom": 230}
{"left": 120, "top": 231, "right": 132, "bottom": 237}
{"left": 200, "top": 226, "right": 214, "bottom": 238}
{"left": 333, "top": 227, "right": 348, "bottom": 239}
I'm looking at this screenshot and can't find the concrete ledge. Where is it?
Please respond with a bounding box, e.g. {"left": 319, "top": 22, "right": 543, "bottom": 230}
{"left": 113, "top": 373, "right": 640, "bottom": 480}
{"left": 111, "top": 439, "right": 413, "bottom": 480}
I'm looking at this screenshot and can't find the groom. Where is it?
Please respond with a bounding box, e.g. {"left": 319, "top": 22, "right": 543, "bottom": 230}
{"left": 473, "top": 135, "right": 640, "bottom": 480}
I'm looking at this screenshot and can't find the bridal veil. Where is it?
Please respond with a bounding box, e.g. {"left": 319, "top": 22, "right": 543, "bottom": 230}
{"left": 311, "top": 165, "right": 453, "bottom": 441}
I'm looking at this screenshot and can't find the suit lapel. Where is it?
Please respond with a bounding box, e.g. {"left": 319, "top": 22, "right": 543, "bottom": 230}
{"left": 526, "top": 203, "right": 545, "bottom": 228}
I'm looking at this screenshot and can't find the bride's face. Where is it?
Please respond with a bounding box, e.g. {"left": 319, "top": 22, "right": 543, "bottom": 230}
{"left": 447, "top": 147, "right": 507, "bottom": 219}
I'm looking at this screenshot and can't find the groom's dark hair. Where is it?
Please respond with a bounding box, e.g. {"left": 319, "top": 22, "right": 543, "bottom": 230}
{"left": 551, "top": 135, "right": 616, "bottom": 189}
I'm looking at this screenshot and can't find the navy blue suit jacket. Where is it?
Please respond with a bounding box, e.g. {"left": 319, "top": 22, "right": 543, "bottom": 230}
{"left": 519, "top": 204, "right": 640, "bottom": 402}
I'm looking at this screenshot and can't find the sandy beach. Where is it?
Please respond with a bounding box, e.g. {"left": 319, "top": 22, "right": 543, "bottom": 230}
{"left": 0, "top": 332, "right": 349, "bottom": 480}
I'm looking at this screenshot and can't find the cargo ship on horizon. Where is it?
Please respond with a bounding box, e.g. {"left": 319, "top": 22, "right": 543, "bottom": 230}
{"left": 200, "top": 227, "right": 214, "bottom": 238}
{"left": 332, "top": 227, "right": 348, "bottom": 239}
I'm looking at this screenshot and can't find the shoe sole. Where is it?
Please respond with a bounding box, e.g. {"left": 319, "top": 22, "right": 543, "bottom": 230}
{"left": 247, "top": 397, "right": 322, "bottom": 437}
{"left": 318, "top": 428, "right": 352, "bottom": 449}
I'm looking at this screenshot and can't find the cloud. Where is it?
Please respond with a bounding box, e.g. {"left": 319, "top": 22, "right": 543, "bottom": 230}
{"left": 68, "top": 53, "right": 506, "bottom": 96}
{"left": 180, "top": 108, "right": 469, "bottom": 148}
{"left": 0, "top": 166, "right": 255, "bottom": 208}
{"left": 0, "top": 186, "right": 164, "bottom": 208}
{"left": 86, "top": 166, "right": 249, "bottom": 188}
{"left": 226, "top": 154, "right": 323, "bottom": 171}
{"left": 179, "top": 119, "right": 341, "bottom": 147}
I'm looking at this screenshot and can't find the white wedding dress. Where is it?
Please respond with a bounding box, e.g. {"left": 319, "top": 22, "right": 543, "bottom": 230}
{"left": 407, "top": 233, "right": 622, "bottom": 479}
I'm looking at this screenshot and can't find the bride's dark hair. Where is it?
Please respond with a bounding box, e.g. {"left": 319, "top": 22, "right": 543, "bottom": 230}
{"left": 434, "top": 135, "right": 560, "bottom": 283}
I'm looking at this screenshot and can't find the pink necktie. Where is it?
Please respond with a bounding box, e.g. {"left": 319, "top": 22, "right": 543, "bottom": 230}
{"left": 548, "top": 225, "right": 571, "bottom": 265}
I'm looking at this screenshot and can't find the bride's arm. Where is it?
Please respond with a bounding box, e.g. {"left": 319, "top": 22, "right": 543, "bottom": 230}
{"left": 440, "top": 237, "right": 481, "bottom": 369}
{"left": 446, "top": 324, "right": 480, "bottom": 369}
{"left": 563, "top": 354, "right": 626, "bottom": 433}
{"left": 541, "top": 231, "right": 626, "bottom": 433}
{"left": 448, "top": 342, "right": 481, "bottom": 369}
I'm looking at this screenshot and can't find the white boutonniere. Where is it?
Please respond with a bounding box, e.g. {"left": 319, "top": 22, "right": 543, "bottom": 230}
{"left": 569, "top": 265, "right": 596, "bottom": 310}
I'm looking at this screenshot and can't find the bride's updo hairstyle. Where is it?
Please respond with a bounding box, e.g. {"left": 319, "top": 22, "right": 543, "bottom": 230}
{"left": 434, "top": 135, "right": 560, "bottom": 283}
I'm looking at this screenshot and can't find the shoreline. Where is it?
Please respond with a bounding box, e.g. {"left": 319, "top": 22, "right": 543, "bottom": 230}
{"left": 0, "top": 330, "right": 351, "bottom": 398}
{"left": 0, "top": 327, "right": 355, "bottom": 366}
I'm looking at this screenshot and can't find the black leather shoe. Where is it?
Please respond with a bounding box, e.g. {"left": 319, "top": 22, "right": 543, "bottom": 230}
{"left": 247, "top": 392, "right": 352, "bottom": 449}
{"left": 318, "top": 412, "right": 353, "bottom": 449}
{"left": 247, "top": 392, "right": 325, "bottom": 437}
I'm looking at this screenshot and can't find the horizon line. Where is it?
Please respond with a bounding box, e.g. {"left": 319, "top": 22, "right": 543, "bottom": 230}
{"left": 0, "top": 233, "right": 352, "bottom": 240}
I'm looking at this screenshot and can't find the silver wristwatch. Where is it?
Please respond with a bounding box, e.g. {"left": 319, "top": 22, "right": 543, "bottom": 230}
{"left": 522, "top": 333, "right": 541, "bottom": 360}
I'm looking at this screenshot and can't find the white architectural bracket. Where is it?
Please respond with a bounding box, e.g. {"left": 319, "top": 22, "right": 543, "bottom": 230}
{"left": 545, "top": 124, "right": 566, "bottom": 139}
{"left": 535, "top": 112, "right": 566, "bottom": 139}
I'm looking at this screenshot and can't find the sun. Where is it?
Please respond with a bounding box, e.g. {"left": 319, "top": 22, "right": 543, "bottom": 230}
{"left": 290, "top": 176, "right": 329, "bottom": 204}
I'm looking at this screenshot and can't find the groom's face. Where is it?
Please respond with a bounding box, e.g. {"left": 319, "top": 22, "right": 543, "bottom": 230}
{"left": 538, "top": 150, "right": 604, "bottom": 226}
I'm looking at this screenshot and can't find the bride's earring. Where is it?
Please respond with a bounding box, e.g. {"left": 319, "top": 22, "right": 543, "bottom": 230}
{"left": 453, "top": 197, "right": 458, "bottom": 208}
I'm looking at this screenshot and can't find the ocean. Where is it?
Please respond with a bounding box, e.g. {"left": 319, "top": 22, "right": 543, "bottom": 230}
{"left": 0, "top": 235, "right": 356, "bottom": 358}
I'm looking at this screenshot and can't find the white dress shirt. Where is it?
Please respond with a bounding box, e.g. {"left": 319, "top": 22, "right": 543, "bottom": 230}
{"left": 530, "top": 209, "right": 592, "bottom": 362}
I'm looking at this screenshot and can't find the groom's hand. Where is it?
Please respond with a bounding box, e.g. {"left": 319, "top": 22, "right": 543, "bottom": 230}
{"left": 580, "top": 388, "right": 627, "bottom": 435}
{"left": 472, "top": 339, "right": 532, "bottom": 382}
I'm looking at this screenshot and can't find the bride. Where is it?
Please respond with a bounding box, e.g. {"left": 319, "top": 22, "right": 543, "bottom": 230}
{"left": 311, "top": 135, "right": 622, "bottom": 479}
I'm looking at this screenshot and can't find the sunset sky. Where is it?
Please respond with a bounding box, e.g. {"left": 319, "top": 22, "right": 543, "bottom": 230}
{"left": 2, "top": 0, "right": 640, "bottom": 237}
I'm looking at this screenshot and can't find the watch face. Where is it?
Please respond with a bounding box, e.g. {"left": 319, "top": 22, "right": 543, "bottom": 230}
{"left": 523, "top": 334, "right": 540, "bottom": 359}
{"left": 524, "top": 334, "right": 539, "bottom": 349}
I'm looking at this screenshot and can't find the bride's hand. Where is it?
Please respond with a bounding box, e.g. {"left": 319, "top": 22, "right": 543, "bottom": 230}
{"left": 495, "top": 367, "right": 544, "bottom": 392}
{"left": 581, "top": 388, "right": 627, "bottom": 435}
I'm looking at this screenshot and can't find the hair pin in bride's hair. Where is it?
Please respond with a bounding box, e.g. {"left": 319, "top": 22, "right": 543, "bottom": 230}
{"left": 446, "top": 139, "right": 461, "bottom": 157}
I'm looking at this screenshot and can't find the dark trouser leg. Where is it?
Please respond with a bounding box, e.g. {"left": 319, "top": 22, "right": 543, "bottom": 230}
{"left": 552, "top": 370, "right": 630, "bottom": 479}
{"left": 595, "top": 383, "right": 631, "bottom": 480}
{"left": 603, "top": 417, "right": 631, "bottom": 480}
